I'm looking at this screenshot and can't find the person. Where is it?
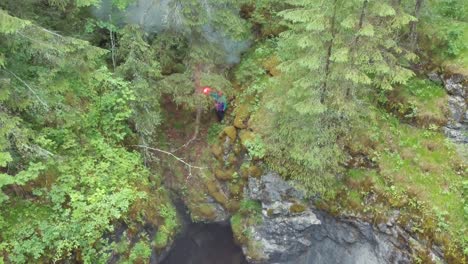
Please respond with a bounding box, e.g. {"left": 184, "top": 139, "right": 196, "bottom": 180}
{"left": 203, "top": 87, "right": 227, "bottom": 122}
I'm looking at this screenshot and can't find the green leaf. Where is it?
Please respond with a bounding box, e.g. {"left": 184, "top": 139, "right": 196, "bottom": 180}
{"left": 371, "top": 3, "right": 396, "bottom": 17}
{"left": 358, "top": 24, "right": 375, "bottom": 37}
{"left": 0, "top": 152, "right": 12, "bottom": 167}
{"left": 0, "top": 9, "right": 30, "bottom": 34}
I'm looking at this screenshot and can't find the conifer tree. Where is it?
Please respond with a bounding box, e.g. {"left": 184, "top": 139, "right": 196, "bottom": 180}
{"left": 0, "top": 8, "right": 174, "bottom": 262}
{"left": 116, "top": 25, "right": 163, "bottom": 141}
{"left": 264, "top": 0, "right": 417, "bottom": 191}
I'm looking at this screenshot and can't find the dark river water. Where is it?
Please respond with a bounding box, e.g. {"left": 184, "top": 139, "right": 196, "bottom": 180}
{"left": 160, "top": 222, "right": 248, "bottom": 264}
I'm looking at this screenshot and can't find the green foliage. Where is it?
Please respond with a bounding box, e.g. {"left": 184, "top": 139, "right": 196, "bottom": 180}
{"left": 421, "top": 0, "right": 468, "bottom": 59}
{"left": 116, "top": 25, "right": 163, "bottom": 140}
{"left": 1, "top": 0, "right": 467, "bottom": 262}
{"left": 234, "top": 40, "right": 277, "bottom": 96}
{"left": 0, "top": 9, "right": 30, "bottom": 34}
{"left": 207, "top": 123, "right": 224, "bottom": 144}
{"left": 244, "top": 136, "right": 266, "bottom": 159}
{"left": 153, "top": 231, "right": 169, "bottom": 250}
{"left": 154, "top": 204, "right": 178, "bottom": 249}
{"left": 464, "top": 180, "right": 468, "bottom": 218}
{"left": 405, "top": 78, "right": 446, "bottom": 100}
{"left": 386, "top": 77, "right": 448, "bottom": 127}
{"left": 433, "top": 0, "right": 468, "bottom": 21}
{"left": 230, "top": 199, "right": 261, "bottom": 241}
{"left": 241, "top": 0, "right": 417, "bottom": 194}
{"left": 230, "top": 199, "right": 262, "bottom": 258}
{"left": 0, "top": 152, "right": 12, "bottom": 167}
{"left": 1, "top": 142, "right": 150, "bottom": 263}
{"left": 128, "top": 240, "right": 151, "bottom": 263}
{"left": 114, "top": 236, "right": 130, "bottom": 254}
{"left": 0, "top": 9, "right": 176, "bottom": 263}
{"left": 239, "top": 199, "right": 261, "bottom": 216}
{"left": 48, "top": 0, "right": 135, "bottom": 10}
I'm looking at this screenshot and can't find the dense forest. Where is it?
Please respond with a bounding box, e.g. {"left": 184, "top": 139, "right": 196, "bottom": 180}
{"left": 0, "top": 0, "right": 467, "bottom": 263}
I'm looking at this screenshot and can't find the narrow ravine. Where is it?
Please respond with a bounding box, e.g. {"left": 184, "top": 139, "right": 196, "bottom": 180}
{"left": 161, "top": 222, "right": 247, "bottom": 264}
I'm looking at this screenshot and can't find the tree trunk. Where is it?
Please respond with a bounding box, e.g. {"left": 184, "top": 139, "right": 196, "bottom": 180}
{"left": 192, "top": 64, "right": 202, "bottom": 140}
{"left": 409, "top": 0, "right": 424, "bottom": 51}
{"left": 357, "top": 0, "right": 368, "bottom": 39}
{"left": 346, "top": 0, "right": 368, "bottom": 99}
{"left": 109, "top": 17, "right": 116, "bottom": 71}
{"left": 321, "top": 0, "right": 339, "bottom": 104}
{"left": 193, "top": 107, "right": 202, "bottom": 138}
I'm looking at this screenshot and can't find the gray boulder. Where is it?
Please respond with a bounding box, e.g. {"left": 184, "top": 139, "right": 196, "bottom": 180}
{"left": 444, "top": 74, "right": 466, "bottom": 97}
{"left": 244, "top": 172, "right": 320, "bottom": 263}
{"left": 447, "top": 96, "right": 466, "bottom": 123}
{"left": 443, "top": 74, "right": 468, "bottom": 144}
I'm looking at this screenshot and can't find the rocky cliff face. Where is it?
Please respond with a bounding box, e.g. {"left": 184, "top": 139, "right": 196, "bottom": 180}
{"left": 440, "top": 73, "right": 468, "bottom": 144}
{"left": 241, "top": 172, "right": 445, "bottom": 264}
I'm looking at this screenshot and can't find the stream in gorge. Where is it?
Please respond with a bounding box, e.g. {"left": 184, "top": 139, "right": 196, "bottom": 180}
{"left": 160, "top": 222, "right": 248, "bottom": 264}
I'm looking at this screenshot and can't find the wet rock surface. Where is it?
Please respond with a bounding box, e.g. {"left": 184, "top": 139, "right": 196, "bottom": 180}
{"left": 243, "top": 172, "right": 445, "bottom": 264}
{"left": 244, "top": 173, "right": 321, "bottom": 262}
{"left": 442, "top": 74, "right": 468, "bottom": 144}
{"left": 285, "top": 215, "right": 412, "bottom": 264}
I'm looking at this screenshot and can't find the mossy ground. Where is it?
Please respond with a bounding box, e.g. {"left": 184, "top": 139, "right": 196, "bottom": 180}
{"left": 386, "top": 77, "right": 449, "bottom": 127}
{"left": 330, "top": 105, "right": 467, "bottom": 263}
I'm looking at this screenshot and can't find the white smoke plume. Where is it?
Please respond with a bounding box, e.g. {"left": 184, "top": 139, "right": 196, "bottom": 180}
{"left": 94, "top": 0, "right": 251, "bottom": 64}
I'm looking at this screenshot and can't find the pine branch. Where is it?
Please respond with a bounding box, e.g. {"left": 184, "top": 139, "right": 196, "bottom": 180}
{"left": 16, "top": 32, "right": 61, "bottom": 52}
{"left": 3, "top": 69, "right": 49, "bottom": 109}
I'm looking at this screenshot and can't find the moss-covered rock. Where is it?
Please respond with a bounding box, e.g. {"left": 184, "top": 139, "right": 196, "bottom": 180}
{"left": 240, "top": 164, "right": 250, "bottom": 179}
{"left": 211, "top": 144, "right": 223, "bottom": 160}
{"left": 205, "top": 179, "right": 218, "bottom": 194}
{"left": 227, "top": 200, "right": 241, "bottom": 212}
{"left": 222, "top": 126, "right": 237, "bottom": 141}
{"left": 214, "top": 169, "right": 235, "bottom": 181}
{"left": 234, "top": 105, "right": 250, "bottom": 129}
{"left": 289, "top": 203, "right": 306, "bottom": 214}
{"left": 193, "top": 204, "right": 218, "bottom": 221}
{"left": 228, "top": 181, "right": 244, "bottom": 197}
{"left": 230, "top": 213, "right": 248, "bottom": 243}
{"left": 248, "top": 165, "right": 263, "bottom": 178}
{"left": 239, "top": 130, "right": 255, "bottom": 146}
{"left": 205, "top": 180, "right": 228, "bottom": 206}
{"left": 227, "top": 154, "right": 238, "bottom": 166}
{"left": 266, "top": 208, "right": 274, "bottom": 217}
{"left": 233, "top": 141, "right": 243, "bottom": 155}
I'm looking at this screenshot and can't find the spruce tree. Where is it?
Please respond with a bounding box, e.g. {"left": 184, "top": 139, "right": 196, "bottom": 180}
{"left": 0, "top": 8, "right": 174, "bottom": 262}
{"left": 264, "top": 0, "right": 417, "bottom": 192}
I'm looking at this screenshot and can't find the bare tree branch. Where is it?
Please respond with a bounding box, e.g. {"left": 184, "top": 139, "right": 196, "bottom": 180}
{"left": 133, "top": 144, "right": 206, "bottom": 171}
{"left": 173, "top": 134, "right": 198, "bottom": 153}
{"left": 38, "top": 27, "right": 63, "bottom": 38}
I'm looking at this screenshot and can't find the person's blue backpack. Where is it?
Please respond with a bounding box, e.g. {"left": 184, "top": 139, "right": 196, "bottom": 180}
{"left": 217, "top": 102, "right": 225, "bottom": 111}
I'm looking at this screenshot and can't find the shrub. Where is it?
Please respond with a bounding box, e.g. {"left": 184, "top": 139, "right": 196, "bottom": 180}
{"left": 244, "top": 136, "right": 266, "bottom": 159}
